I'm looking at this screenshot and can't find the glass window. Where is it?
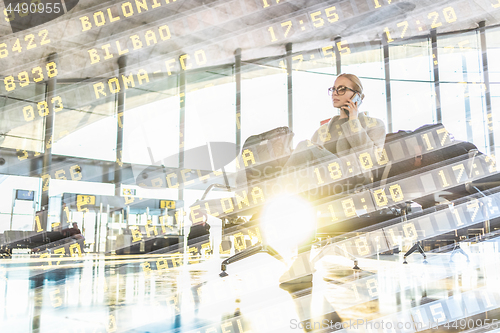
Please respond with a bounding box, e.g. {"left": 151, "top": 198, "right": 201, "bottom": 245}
{"left": 440, "top": 83, "right": 488, "bottom": 152}
{"left": 487, "top": 27, "right": 500, "bottom": 154}
{"left": 241, "top": 63, "right": 288, "bottom": 144}
{"left": 341, "top": 44, "right": 385, "bottom": 80}
{"left": 390, "top": 39, "right": 434, "bottom": 81}
{"left": 185, "top": 67, "right": 236, "bottom": 173}
{"left": 490, "top": 83, "right": 500, "bottom": 154}
{"left": 185, "top": 67, "right": 235, "bottom": 146}
{"left": 438, "top": 32, "right": 488, "bottom": 152}
{"left": 52, "top": 82, "right": 116, "bottom": 161}
{"left": 486, "top": 27, "right": 500, "bottom": 83}
{"left": 438, "top": 32, "right": 481, "bottom": 83}
{"left": 389, "top": 39, "right": 436, "bottom": 131}
{"left": 0, "top": 84, "right": 45, "bottom": 153}
{"left": 293, "top": 70, "right": 336, "bottom": 142}
{"left": 291, "top": 47, "right": 338, "bottom": 142}
{"left": 122, "top": 78, "right": 180, "bottom": 167}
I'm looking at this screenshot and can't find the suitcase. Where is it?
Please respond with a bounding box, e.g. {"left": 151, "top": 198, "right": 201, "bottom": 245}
{"left": 236, "top": 126, "right": 294, "bottom": 187}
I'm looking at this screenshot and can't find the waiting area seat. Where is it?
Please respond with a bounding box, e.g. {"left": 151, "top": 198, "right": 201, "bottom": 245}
{"left": 183, "top": 123, "right": 500, "bottom": 277}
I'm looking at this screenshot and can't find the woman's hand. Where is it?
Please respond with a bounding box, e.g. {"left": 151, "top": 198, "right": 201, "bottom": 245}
{"left": 343, "top": 98, "right": 359, "bottom": 119}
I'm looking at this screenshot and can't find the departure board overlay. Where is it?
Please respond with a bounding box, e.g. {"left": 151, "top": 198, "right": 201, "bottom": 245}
{"left": 1, "top": 1, "right": 500, "bottom": 333}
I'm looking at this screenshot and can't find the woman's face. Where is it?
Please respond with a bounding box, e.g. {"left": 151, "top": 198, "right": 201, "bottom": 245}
{"left": 331, "top": 76, "right": 357, "bottom": 109}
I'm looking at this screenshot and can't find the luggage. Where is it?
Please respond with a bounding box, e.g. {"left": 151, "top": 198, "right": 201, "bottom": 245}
{"left": 379, "top": 123, "right": 480, "bottom": 208}
{"left": 236, "top": 126, "right": 294, "bottom": 187}
{"left": 382, "top": 124, "right": 477, "bottom": 180}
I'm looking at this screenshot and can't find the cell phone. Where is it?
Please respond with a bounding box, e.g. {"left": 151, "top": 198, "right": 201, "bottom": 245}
{"left": 351, "top": 93, "right": 362, "bottom": 106}
{"left": 342, "top": 93, "right": 362, "bottom": 118}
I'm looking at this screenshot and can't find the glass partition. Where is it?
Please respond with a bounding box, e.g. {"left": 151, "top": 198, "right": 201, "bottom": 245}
{"left": 122, "top": 76, "right": 180, "bottom": 166}
{"left": 389, "top": 39, "right": 436, "bottom": 131}
{"left": 487, "top": 27, "right": 500, "bottom": 154}
{"left": 52, "top": 82, "right": 116, "bottom": 161}
{"left": 185, "top": 66, "right": 236, "bottom": 176}
{"left": 439, "top": 31, "right": 488, "bottom": 153}
{"left": 293, "top": 69, "right": 337, "bottom": 142}
{"left": 0, "top": 84, "right": 46, "bottom": 153}
{"left": 240, "top": 62, "right": 288, "bottom": 144}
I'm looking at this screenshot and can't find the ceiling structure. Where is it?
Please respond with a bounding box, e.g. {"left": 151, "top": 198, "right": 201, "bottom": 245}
{"left": 0, "top": 0, "right": 498, "bottom": 82}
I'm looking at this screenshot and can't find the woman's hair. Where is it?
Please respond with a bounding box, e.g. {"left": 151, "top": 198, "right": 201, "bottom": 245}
{"left": 338, "top": 73, "right": 365, "bottom": 100}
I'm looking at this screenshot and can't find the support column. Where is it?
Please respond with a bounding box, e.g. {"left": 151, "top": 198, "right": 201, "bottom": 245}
{"left": 461, "top": 56, "right": 473, "bottom": 142}
{"left": 235, "top": 48, "right": 242, "bottom": 155}
{"left": 383, "top": 40, "right": 393, "bottom": 133}
{"left": 286, "top": 43, "right": 293, "bottom": 132}
{"left": 178, "top": 70, "right": 186, "bottom": 202}
{"left": 479, "top": 21, "right": 495, "bottom": 156}
{"left": 334, "top": 37, "right": 342, "bottom": 75}
{"left": 431, "top": 29, "right": 442, "bottom": 123}
{"left": 114, "top": 56, "right": 127, "bottom": 196}
{"left": 40, "top": 53, "right": 58, "bottom": 230}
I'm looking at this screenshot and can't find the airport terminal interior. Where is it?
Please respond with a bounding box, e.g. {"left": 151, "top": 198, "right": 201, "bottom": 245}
{"left": 2, "top": 0, "right": 500, "bottom": 332}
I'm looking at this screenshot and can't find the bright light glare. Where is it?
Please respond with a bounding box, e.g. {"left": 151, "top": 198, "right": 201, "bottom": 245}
{"left": 260, "top": 195, "right": 316, "bottom": 258}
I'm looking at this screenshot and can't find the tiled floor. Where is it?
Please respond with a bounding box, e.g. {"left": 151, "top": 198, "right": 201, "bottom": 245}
{"left": 1, "top": 238, "right": 500, "bottom": 333}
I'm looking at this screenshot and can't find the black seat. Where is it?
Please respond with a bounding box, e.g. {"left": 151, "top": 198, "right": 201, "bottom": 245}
{"left": 194, "top": 124, "right": 500, "bottom": 276}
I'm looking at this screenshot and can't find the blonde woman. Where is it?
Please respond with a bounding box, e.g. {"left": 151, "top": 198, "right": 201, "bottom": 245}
{"left": 284, "top": 74, "right": 386, "bottom": 185}
{"left": 279, "top": 75, "right": 387, "bottom": 291}
{"left": 311, "top": 73, "right": 386, "bottom": 157}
